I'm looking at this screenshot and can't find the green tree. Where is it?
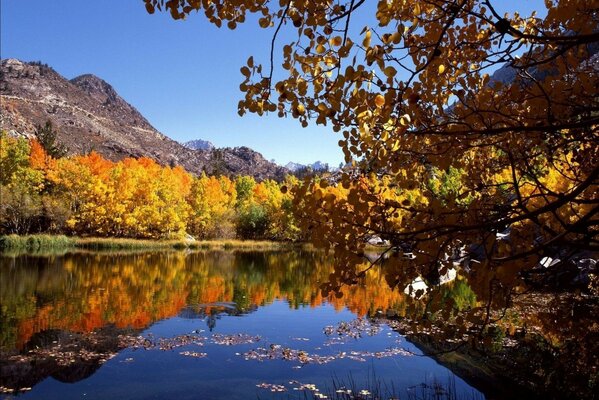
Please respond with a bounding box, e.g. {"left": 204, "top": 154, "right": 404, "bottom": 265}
{"left": 0, "top": 134, "right": 45, "bottom": 234}
{"left": 34, "top": 120, "right": 67, "bottom": 159}
{"left": 236, "top": 202, "right": 269, "bottom": 239}
{"left": 234, "top": 175, "right": 256, "bottom": 206}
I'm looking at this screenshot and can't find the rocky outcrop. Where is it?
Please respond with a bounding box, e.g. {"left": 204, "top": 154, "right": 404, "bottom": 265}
{"left": 210, "top": 146, "right": 287, "bottom": 181}
{"left": 285, "top": 160, "right": 331, "bottom": 172}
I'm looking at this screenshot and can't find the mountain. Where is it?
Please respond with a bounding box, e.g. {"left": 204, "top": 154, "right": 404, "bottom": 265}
{"left": 0, "top": 59, "right": 286, "bottom": 180}
{"left": 284, "top": 162, "right": 305, "bottom": 172}
{"left": 184, "top": 139, "right": 214, "bottom": 151}
{"left": 310, "top": 161, "right": 330, "bottom": 171}
{"left": 285, "top": 161, "right": 331, "bottom": 172}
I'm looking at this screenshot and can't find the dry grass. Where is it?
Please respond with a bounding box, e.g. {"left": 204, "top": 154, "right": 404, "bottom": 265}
{"left": 0, "top": 235, "right": 307, "bottom": 252}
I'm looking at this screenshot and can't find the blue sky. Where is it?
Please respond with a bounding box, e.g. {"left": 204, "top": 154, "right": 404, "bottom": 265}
{"left": 1, "top": 1, "right": 544, "bottom": 167}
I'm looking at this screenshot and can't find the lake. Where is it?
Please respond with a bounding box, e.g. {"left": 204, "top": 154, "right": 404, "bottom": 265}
{"left": 0, "top": 250, "right": 484, "bottom": 399}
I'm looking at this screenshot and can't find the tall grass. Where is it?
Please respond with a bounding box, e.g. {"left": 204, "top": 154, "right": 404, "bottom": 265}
{"left": 75, "top": 238, "right": 301, "bottom": 250}
{"left": 74, "top": 237, "right": 176, "bottom": 250}
{"left": 0, "top": 234, "right": 74, "bottom": 251}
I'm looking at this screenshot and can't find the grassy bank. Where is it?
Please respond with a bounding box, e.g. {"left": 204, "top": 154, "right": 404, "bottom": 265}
{"left": 0, "top": 234, "right": 306, "bottom": 253}
{"left": 0, "top": 234, "right": 75, "bottom": 251}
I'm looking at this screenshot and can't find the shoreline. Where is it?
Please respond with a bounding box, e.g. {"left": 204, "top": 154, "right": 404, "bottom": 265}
{"left": 0, "top": 234, "right": 311, "bottom": 253}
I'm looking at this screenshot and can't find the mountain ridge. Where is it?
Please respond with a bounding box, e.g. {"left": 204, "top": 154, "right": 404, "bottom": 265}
{"left": 0, "top": 58, "right": 287, "bottom": 180}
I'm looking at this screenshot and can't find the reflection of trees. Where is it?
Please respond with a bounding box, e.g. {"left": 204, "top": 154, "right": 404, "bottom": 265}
{"left": 3, "top": 250, "right": 584, "bottom": 358}
{"left": 1, "top": 250, "right": 594, "bottom": 397}
{"left": 0, "top": 250, "right": 411, "bottom": 351}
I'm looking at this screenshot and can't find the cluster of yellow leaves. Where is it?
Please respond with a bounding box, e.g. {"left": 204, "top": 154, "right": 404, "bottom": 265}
{"left": 293, "top": 173, "right": 433, "bottom": 292}
{"left": 48, "top": 154, "right": 192, "bottom": 238}
{"left": 235, "top": 174, "right": 300, "bottom": 240}
{"left": 188, "top": 173, "right": 237, "bottom": 239}
{"left": 0, "top": 134, "right": 47, "bottom": 233}
{"left": 0, "top": 134, "right": 44, "bottom": 190}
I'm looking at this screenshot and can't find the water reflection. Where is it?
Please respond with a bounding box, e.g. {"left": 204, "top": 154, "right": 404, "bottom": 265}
{"left": 0, "top": 250, "right": 484, "bottom": 399}
{"left": 1, "top": 251, "right": 413, "bottom": 352}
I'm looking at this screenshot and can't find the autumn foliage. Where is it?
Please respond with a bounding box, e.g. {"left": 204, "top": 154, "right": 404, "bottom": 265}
{"left": 146, "top": 0, "right": 598, "bottom": 300}
{"left": 0, "top": 134, "right": 299, "bottom": 240}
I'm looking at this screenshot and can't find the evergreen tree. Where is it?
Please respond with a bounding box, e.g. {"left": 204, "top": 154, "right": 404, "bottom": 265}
{"left": 34, "top": 120, "right": 67, "bottom": 158}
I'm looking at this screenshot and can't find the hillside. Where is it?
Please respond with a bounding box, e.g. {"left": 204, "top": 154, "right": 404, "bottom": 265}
{"left": 0, "top": 59, "right": 286, "bottom": 180}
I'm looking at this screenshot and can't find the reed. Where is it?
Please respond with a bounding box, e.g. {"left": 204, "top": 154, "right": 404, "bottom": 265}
{"left": 0, "top": 234, "right": 74, "bottom": 251}
{"left": 74, "top": 237, "right": 175, "bottom": 250}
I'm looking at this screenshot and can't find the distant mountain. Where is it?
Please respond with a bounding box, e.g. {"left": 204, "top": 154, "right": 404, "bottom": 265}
{"left": 184, "top": 139, "right": 214, "bottom": 151}
{"left": 284, "top": 162, "right": 305, "bottom": 172}
{"left": 285, "top": 161, "right": 331, "bottom": 172}
{"left": 0, "top": 59, "right": 286, "bottom": 180}
{"left": 311, "top": 161, "right": 330, "bottom": 171}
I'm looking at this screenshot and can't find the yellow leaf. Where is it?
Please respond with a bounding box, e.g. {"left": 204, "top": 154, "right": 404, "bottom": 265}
{"left": 384, "top": 66, "right": 397, "bottom": 78}
{"left": 363, "top": 29, "right": 372, "bottom": 48}
{"left": 330, "top": 36, "right": 343, "bottom": 47}
{"left": 399, "top": 114, "right": 411, "bottom": 125}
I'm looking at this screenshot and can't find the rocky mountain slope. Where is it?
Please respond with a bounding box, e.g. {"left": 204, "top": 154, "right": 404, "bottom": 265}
{"left": 0, "top": 59, "right": 286, "bottom": 180}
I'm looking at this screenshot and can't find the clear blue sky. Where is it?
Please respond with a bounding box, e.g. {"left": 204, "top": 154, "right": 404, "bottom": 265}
{"left": 0, "top": 1, "right": 544, "bottom": 167}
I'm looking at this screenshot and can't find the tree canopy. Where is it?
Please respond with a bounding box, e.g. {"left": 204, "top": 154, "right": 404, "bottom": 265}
{"left": 146, "top": 0, "right": 597, "bottom": 300}
{"left": 0, "top": 135, "right": 299, "bottom": 240}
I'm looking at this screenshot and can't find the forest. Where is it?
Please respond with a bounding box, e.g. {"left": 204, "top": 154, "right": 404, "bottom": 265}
{"left": 0, "top": 131, "right": 300, "bottom": 241}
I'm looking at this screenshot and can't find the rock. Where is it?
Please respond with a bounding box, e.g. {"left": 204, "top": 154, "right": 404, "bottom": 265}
{"left": 366, "top": 235, "right": 389, "bottom": 246}
{"left": 404, "top": 276, "right": 428, "bottom": 298}
{"left": 539, "top": 256, "right": 560, "bottom": 268}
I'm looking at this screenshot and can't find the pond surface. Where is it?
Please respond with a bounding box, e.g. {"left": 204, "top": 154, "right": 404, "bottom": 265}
{"left": 0, "top": 250, "right": 483, "bottom": 399}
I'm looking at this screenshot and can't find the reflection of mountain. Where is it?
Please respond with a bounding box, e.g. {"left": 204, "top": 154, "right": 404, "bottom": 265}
{"left": 0, "top": 325, "right": 140, "bottom": 393}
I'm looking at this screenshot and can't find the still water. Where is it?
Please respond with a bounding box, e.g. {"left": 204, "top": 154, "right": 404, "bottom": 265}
{"left": 0, "top": 250, "right": 483, "bottom": 399}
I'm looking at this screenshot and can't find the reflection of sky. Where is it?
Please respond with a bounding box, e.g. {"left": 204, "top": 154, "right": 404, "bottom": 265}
{"left": 1, "top": 0, "right": 546, "bottom": 167}
{"left": 25, "top": 300, "right": 483, "bottom": 400}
